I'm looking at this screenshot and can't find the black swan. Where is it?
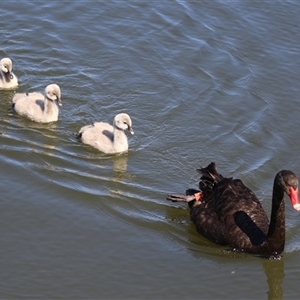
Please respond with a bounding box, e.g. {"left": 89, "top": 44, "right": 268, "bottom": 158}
{"left": 166, "top": 162, "right": 300, "bottom": 257}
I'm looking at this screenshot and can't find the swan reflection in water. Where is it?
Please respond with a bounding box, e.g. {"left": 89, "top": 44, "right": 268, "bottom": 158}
{"left": 165, "top": 195, "right": 286, "bottom": 300}
{"left": 263, "top": 258, "right": 284, "bottom": 300}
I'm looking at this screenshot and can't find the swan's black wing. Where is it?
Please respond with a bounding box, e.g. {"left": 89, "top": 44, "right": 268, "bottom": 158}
{"left": 211, "top": 177, "right": 269, "bottom": 248}
{"left": 190, "top": 163, "right": 270, "bottom": 249}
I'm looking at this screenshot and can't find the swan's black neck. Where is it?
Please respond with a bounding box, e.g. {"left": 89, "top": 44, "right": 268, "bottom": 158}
{"left": 261, "top": 178, "right": 286, "bottom": 254}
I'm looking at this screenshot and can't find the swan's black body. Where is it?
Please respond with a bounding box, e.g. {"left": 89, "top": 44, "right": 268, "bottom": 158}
{"left": 166, "top": 162, "right": 300, "bottom": 256}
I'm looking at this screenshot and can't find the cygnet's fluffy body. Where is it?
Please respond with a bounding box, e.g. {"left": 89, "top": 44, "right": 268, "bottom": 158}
{"left": 77, "top": 113, "right": 134, "bottom": 154}
{"left": 12, "top": 84, "right": 62, "bottom": 123}
{"left": 0, "top": 58, "right": 18, "bottom": 89}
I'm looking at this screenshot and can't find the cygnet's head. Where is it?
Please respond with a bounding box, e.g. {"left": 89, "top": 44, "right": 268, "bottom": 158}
{"left": 45, "top": 84, "right": 62, "bottom": 106}
{"left": 1, "top": 58, "right": 14, "bottom": 79}
{"left": 113, "top": 113, "right": 134, "bottom": 134}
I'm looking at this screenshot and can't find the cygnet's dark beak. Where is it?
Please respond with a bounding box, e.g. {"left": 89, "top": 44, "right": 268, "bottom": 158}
{"left": 57, "top": 98, "right": 62, "bottom": 107}
{"left": 129, "top": 126, "right": 134, "bottom": 135}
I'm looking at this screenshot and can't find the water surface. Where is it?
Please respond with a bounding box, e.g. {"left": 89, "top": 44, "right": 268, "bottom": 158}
{"left": 1, "top": 1, "right": 300, "bottom": 299}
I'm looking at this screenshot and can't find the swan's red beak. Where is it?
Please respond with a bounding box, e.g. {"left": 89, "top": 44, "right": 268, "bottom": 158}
{"left": 289, "top": 187, "right": 300, "bottom": 211}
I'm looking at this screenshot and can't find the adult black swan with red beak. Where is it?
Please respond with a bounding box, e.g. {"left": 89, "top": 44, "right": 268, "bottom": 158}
{"left": 166, "top": 162, "right": 300, "bottom": 257}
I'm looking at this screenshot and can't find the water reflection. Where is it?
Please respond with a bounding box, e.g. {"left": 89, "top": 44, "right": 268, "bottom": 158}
{"left": 112, "top": 154, "right": 128, "bottom": 177}
{"left": 263, "top": 259, "right": 284, "bottom": 300}
{"left": 166, "top": 203, "right": 285, "bottom": 299}
{"left": 107, "top": 154, "right": 132, "bottom": 195}
{"left": 0, "top": 89, "right": 17, "bottom": 103}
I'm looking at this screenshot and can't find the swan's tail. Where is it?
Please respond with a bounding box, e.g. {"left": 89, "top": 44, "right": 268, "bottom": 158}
{"left": 166, "top": 162, "right": 222, "bottom": 204}
{"left": 74, "top": 132, "right": 82, "bottom": 139}
{"left": 197, "top": 162, "right": 223, "bottom": 192}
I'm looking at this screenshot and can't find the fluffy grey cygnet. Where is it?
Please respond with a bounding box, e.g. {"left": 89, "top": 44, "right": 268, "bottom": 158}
{"left": 77, "top": 113, "right": 134, "bottom": 154}
{"left": 0, "top": 58, "right": 18, "bottom": 89}
{"left": 12, "top": 84, "right": 62, "bottom": 123}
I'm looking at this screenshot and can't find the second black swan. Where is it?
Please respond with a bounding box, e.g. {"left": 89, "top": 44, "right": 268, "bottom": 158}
{"left": 166, "top": 162, "right": 300, "bottom": 256}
